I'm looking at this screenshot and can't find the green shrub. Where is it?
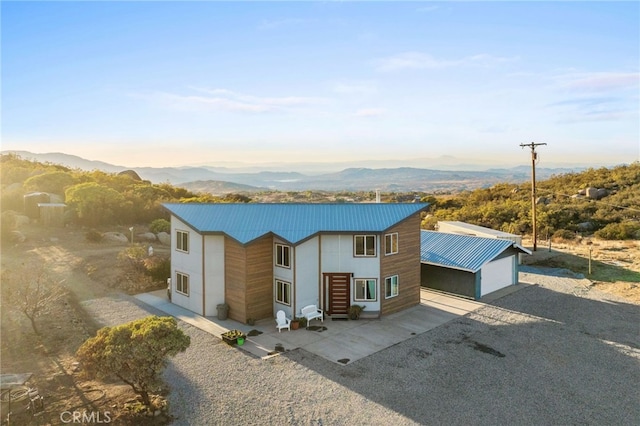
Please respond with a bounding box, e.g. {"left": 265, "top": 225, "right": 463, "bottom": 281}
{"left": 149, "top": 218, "right": 170, "bottom": 234}
{"left": 118, "top": 244, "right": 147, "bottom": 272}
{"left": 143, "top": 256, "right": 171, "bottom": 282}
{"left": 85, "top": 229, "right": 103, "bottom": 243}
{"left": 552, "top": 229, "right": 576, "bottom": 241}
{"left": 594, "top": 222, "right": 640, "bottom": 240}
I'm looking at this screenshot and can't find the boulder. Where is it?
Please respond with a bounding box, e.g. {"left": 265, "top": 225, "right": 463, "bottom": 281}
{"left": 585, "top": 187, "right": 598, "bottom": 199}
{"left": 596, "top": 188, "right": 608, "bottom": 199}
{"left": 157, "top": 232, "right": 171, "bottom": 246}
{"left": 535, "top": 197, "right": 549, "bottom": 205}
{"left": 577, "top": 222, "right": 594, "bottom": 231}
{"left": 136, "top": 232, "right": 157, "bottom": 242}
{"left": 103, "top": 232, "right": 128, "bottom": 243}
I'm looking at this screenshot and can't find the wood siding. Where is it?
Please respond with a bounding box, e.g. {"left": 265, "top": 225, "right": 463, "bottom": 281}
{"left": 224, "top": 238, "right": 247, "bottom": 322}
{"left": 380, "top": 213, "right": 422, "bottom": 315}
{"left": 224, "top": 235, "right": 274, "bottom": 323}
{"left": 245, "top": 235, "right": 274, "bottom": 321}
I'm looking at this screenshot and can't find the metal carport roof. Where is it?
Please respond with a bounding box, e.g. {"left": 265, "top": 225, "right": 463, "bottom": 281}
{"left": 420, "top": 230, "right": 530, "bottom": 273}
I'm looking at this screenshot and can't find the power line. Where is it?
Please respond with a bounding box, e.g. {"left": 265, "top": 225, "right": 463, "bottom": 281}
{"left": 520, "top": 142, "right": 547, "bottom": 251}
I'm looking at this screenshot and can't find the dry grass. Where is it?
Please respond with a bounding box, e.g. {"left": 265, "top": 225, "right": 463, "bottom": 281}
{"left": 523, "top": 238, "right": 640, "bottom": 303}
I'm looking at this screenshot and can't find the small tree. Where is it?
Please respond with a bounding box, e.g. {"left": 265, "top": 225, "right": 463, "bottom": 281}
{"left": 76, "top": 316, "right": 190, "bottom": 406}
{"left": 2, "top": 266, "right": 66, "bottom": 335}
{"left": 149, "top": 218, "right": 170, "bottom": 234}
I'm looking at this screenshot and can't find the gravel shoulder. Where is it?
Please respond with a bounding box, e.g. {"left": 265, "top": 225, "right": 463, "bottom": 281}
{"left": 83, "top": 267, "right": 640, "bottom": 425}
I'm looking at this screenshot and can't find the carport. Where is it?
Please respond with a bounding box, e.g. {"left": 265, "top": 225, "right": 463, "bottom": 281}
{"left": 420, "top": 230, "right": 531, "bottom": 300}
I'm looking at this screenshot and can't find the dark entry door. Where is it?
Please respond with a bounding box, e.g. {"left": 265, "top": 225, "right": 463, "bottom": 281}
{"left": 323, "top": 273, "right": 351, "bottom": 315}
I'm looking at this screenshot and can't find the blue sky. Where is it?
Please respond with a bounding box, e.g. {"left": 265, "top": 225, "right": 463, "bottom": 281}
{"left": 2, "top": 1, "right": 639, "bottom": 169}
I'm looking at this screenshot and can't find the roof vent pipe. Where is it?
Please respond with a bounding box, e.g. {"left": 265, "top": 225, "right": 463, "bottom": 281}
{"left": 375, "top": 189, "right": 381, "bottom": 203}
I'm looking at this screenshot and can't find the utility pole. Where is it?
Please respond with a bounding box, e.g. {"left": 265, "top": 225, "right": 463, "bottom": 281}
{"left": 520, "top": 142, "right": 547, "bottom": 251}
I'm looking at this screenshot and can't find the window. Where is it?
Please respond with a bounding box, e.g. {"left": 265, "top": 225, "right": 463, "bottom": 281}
{"left": 275, "top": 243, "right": 291, "bottom": 268}
{"left": 354, "top": 235, "right": 376, "bottom": 257}
{"left": 176, "top": 272, "right": 189, "bottom": 296}
{"left": 385, "top": 275, "right": 399, "bottom": 299}
{"left": 176, "top": 230, "right": 189, "bottom": 252}
{"left": 385, "top": 233, "right": 399, "bottom": 255}
{"left": 275, "top": 280, "right": 291, "bottom": 306}
{"left": 354, "top": 278, "right": 377, "bottom": 301}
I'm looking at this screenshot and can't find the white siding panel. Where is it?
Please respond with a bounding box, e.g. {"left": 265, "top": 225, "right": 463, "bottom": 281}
{"left": 203, "top": 235, "right": 225, "bottom": 316}
{"left": 171, "top": 217, "right": 204, "bottom": 315}
{"left": 481, "top": 256, "right": 515, "bottom": 296}
{"left": 320, "top": 234, "right": 381, "bottom": 313}
{"left": 294, "top": 237, "right": 320, "bottom": 313}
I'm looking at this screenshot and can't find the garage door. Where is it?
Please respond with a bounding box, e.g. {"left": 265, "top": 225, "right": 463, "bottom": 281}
{"left": 480, "top": 256, "right": 514, "bottom": 296}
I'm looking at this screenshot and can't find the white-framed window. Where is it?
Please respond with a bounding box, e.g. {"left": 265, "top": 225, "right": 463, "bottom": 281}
{"left": 354, "top": 235, "right": 376, "bottom": 257}
{"left": 385, "top": 275, "right": 399, "bottom": 299}
{"left": 275, "top": 279, "right": 291, "bottom": 306}
{"left": 275, "top": 243, "right": 291, "bottom": 268}
{"left": 176, "top": 230, "right": 189, "bottom": 253}
{"left": 385, "top": 232, "right": 399, "bottom": 255}
{"left": 354, "top": 278, "right": 377, "bottom": 302}
{"left": 176, "top": 272, "right": 189, "bottom": 296}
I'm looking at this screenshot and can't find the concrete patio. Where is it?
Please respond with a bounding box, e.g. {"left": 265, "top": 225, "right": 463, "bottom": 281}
{"left": 135, "top": 286, "right": 522, "bottom": 365}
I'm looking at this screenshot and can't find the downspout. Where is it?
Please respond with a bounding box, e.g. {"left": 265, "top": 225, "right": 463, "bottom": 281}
{"left": 202, "top": 236, "right": 206, "bottom": 316}
{"left": 318, "top": 235, "right": 322, "bottom": 310}
{"left": 475, "top": 271, "right": 481, "bottom": 300}
{"left": 292, "top": 245, "right": 296, "bottom": 318}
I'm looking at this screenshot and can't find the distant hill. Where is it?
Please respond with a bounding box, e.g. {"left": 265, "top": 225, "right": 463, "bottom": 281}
{"left": 179, "top": 180, "right": 265, "bottom": 195}
{"left": 1, "top": 150, "right": 590, "bottom": 193}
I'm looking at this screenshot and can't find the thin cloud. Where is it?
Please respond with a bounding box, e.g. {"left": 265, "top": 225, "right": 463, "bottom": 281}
{"left": 375, "top": 51, "right": 517, "bottom": 72}
{"left": 548, "top": 97, "right": 619, "bottom": 108}
{"left": 549, "top": 72, "right": 639, "bottom": 123}
{"left": 557, "top": 110, "right": 635, "bottom": 124}
{"left": 549, "top": 96, "right": 637, "bottom": 123}
{"left": 140, "top": 87, "right": 326, "bottom": 113}
{"left": 557, "top": 72, "right": 639, "bottom": 92}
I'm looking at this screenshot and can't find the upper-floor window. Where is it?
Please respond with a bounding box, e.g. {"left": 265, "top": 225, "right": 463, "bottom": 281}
{"left": 385, "top": 232, "right": 399, "bottom": 255}
{"left": 176, "top": 271, "right": 189, "bottom": 296}
{"left": 275, "top": 243, "right": 291, "bottom": 268}
{"left": 354, "top": 235, "right": 376, "bottom": 257}
{"left": 354, "top": 278, "right": 377, "bottom": 301}
{"left": 176, "top": 230, "right": 189, "bottom": 252}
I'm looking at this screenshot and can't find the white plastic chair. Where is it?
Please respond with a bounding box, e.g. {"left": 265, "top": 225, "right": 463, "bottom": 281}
{"left": 275, "top": 310, "right": 291, "bottom": 332}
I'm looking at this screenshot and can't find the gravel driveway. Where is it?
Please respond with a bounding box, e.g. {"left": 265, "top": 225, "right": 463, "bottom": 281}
{"left": 83, "top": 266, "right": 640, "bottom": 425}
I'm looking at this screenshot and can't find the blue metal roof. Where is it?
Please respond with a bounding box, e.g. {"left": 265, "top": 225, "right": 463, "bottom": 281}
{"left": 163, "top": 203, "right": 429, "bottom": 245}
{"left": 420, "top": 230, "right": 524, "bottom": 272}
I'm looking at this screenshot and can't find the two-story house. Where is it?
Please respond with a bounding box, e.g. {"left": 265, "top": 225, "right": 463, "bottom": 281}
{"left": 163, "top": 203, "right": 428, "bottom": 323}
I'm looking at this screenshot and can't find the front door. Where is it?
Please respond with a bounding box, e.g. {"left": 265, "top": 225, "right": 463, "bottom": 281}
{"left": 323, "top": 273, "right": 352, "bottom": 315}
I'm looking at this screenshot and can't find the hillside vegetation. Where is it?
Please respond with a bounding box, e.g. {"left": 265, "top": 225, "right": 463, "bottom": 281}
{"left": 1, "top": 153, "right": 638, "bottom": 241}
{"left": 421, "top": 162, "right": 640, "bottom": 240}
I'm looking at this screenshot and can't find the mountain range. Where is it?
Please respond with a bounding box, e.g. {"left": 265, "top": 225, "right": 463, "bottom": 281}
{"left": 3, "top": 150, "right": 595, "bottom": 194}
